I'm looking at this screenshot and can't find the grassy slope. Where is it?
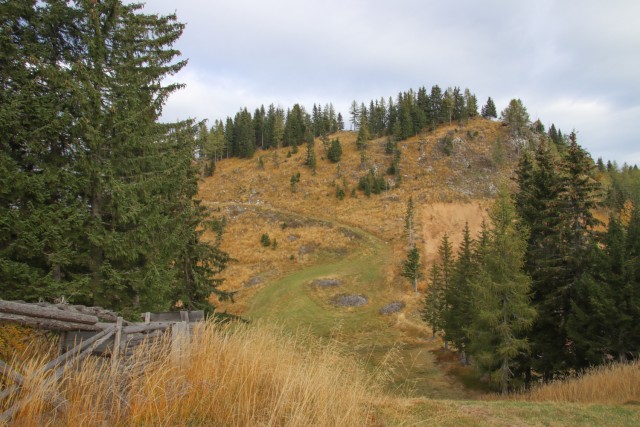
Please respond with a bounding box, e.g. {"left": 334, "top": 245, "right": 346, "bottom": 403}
{"left": 198, "top": 118, "right": 639, "bottom": 425}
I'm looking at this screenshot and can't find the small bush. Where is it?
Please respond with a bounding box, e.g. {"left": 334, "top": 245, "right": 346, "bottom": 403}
{"left": 260, "top": 233, "right": 271, "bottom": 247}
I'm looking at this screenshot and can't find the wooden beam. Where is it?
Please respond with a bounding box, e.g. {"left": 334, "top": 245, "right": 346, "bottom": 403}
{"left": 0, "top": 300, "right": 98, "bottom": 325}
{"left": 123, "top": 322, "right": 171, "bottom": 334}
{"left": 0, "top": 313, "right": 103, "bottom": 331}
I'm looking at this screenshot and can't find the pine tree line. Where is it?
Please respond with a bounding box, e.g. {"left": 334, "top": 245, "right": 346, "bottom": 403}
{"left": 0, "top": 1, "right": 230, "bottom": 316}
{"left": 200, "top": 86, "right": 495, "bottom": 170}
{"left": 350, "top": 86, "right": 485, "bottom": 141}
{"left": 196, "top": 103, "right": 345, "bottom": 166}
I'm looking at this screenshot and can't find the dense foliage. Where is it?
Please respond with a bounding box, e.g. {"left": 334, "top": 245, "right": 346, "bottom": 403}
{"left": 0, "top": 0, "right": 229, "bottom": 315}
{"left": 424, "top": 114, "right": 640, "bottom": 391}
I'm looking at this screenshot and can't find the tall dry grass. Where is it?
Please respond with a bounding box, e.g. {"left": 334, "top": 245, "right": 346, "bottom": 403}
{"left": 1, "top": 321, "right": 381, "bottom": 426}
{"left": 520, "top": 361, "right": 640, "bottom": 405}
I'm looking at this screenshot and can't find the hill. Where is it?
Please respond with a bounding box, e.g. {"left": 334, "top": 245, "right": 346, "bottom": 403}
{"left": 194, "top": 116, "right": 640, "bottom": 425}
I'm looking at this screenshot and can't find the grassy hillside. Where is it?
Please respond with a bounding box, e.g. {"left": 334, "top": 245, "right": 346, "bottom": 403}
{"left": 1, "top": 117, "right": 615, "bottom": 425}
{"left": 191, "top": 117, "right": 640, "bottom": 425}
{"left": 202, "top": 118, "right": 512, "bottom": 303}
{"left": 3, "top": 322, "right": 638, "bottom": 426}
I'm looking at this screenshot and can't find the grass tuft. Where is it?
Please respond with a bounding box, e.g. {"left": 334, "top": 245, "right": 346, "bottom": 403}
{"left": 1, "top": 321, "right": 381, "bottom": 426}
{"left": 519, "top": 360, "right": 640, "bottom": 405}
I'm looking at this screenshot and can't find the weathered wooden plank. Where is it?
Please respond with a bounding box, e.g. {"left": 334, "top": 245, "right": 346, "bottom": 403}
{"left": 148, "top": 311, "right": 183, "bottom": 322}
{"left": 0, "top": 313, "right": 103, "bottom": 332}
{"left": 0, "top": 300, "right": 98, "bottom": 325}
{"left": 126, "top": 330, "right": 164, "bottom": 348}
{"left": 44, "top": 326, "right": 116, "bottom": 372}
{"left": 0, "top": 328, "right": 116, "bottom": 423}
{"left": 188, "top": 310, "right": 205, "bottom": 322}
{"left": 111, "top": 317, "right": 123, "bottom": 370}
{"left": 123, "top": 322, "right": 171, "bottom": 334}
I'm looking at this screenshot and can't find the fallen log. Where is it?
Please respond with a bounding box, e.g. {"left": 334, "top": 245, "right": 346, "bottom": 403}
{"left": 0, "top": 313, "right": 102, "bottom": 332}
{"left": 0, "top": 300, "right": 99, "bottom": 325}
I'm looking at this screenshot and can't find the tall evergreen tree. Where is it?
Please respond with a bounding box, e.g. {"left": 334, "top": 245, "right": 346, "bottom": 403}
{"left": 422, "top": 265, "right": 443, "bottom": 336}
{"left": 0, "top": 1, "right": 229, "bottom": 314}
{"left": 468, "top": 189, "right": 536, "bottom": 394}
{"left": 444, "top": 223, "right": 476, "bottom": 364}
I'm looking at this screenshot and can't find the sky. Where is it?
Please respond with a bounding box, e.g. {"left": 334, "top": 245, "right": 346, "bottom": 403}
{"left": 141, "top": 0, "right": 640, "bottom": 165}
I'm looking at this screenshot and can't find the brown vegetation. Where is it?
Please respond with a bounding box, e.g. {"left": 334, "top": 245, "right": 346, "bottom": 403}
{"left": 518, "top": 361, "right": 640, "bottom": 405}
{"left": 0, "top": 321, "right": 380, "bottom": 426}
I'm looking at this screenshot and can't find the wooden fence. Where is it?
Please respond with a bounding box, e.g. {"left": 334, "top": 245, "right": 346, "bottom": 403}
{"left": 0, "top": 299, "right": 204, "bottom": 423}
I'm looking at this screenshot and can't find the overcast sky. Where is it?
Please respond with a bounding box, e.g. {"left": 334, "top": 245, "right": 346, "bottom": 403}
{"left": 142, "top": 0, "right": 640, "bottom": 165}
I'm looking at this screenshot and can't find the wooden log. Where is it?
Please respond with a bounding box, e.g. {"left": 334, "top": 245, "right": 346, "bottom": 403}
{"left": 44, "top": 326, "right": 116, "bottom": 372}
{"left": 0, "top": 313, "right": 103, "bottom": 332}
{"left": 123, "top": 322, "right": 171, "bottom": 334}
{"left": 188, "top": 310, "right": 205, "bottom": 322}
{"left": 148, "top": 311, "right": 183, "bottom": 322}
{"left": 126, "top": 330, "right": 164, "bottom": 347}
{"left": 0, "top": 300, "right": 98, "bottom": 325}
{"left": 63, "top": 331, "right": 116, "bottom": 356}
{"left": 0, "top": 328, "right": 116, "bottom": 423}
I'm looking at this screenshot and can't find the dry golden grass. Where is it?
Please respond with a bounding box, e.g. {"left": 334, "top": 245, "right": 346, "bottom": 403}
{"left": 517, "top": 361, "right": 640, "bottom": 405}
{"left": 199, "top": 118, "right": 515, "bottom": 312}
{"left": 1, "top": 321, "right": 381, "bottom": 426}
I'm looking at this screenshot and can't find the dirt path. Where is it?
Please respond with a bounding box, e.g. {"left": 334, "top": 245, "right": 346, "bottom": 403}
{"left": 214, "top": 202, "right": 480, "bottom": 399}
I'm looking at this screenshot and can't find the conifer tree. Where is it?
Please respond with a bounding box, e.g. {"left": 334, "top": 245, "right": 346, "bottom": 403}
{"left": 0, "top": 1, "right": 229, "bottom": 313}
{"left": 468, "top": 189, "right": 536, "bottom": 394}
{"left": 422, "top": 265, "right": 444, "bottom": 337}
{"left": 327, "top": 138, "right": 342, "bottom": 163}
{"left": 401, "top": 247, "right": 422, "bottom": 294}
{"left": 444, "top": 223, "right": 476, "bottom": 364}
{"left": 516, "top": 142, "right": 566, "bottom": 379}
{"left": 356, "top": 114, "right": 370, "bottom": 150}
{"left": 501, "top": 99, "right": 530, "bottom": 137}
{"left": 305, "top": 139, "right": 317, "bottom": 173}
{"left": 481, "top": 97, "right": 497, "bottom": 119}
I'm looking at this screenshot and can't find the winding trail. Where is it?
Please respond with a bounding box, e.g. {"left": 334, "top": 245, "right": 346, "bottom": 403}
{"left": 206, "top": 201, "right": 479, "bottom": 399}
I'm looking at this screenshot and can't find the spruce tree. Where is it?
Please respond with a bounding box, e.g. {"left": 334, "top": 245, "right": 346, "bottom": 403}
{"left": 422, "top": 265, "right": 444, "bottom": 337}
{"left": 516, "top": 141, "right": 566, "bottom": 380}
{"left": 327, "top": 138, "right": 342, "bottom": 163}
{"left": 468, "top": 189, "right": 536, "bottom": 394}
{"left": 481, "top": 97, "right": 497, "bottom": 119}
{"left": 401, "top": 247, "right": 422, "bottom": 294}
{"left": 444, "top": 223, "right": 476, "bottom": 364}
{"left": 0, "top": 1, "right": 229, "bottom": 314}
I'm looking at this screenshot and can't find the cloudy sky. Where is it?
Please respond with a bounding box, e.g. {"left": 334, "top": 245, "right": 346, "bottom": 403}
{"left": 142, "top": 0, "right": 640, "bottom": 165}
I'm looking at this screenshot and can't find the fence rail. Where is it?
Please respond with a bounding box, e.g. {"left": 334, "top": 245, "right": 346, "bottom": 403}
{"left": 0, "top": 299, "right": 204, "bottom": 423}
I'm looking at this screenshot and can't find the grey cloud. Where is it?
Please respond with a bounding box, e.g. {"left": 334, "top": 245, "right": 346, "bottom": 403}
{"left": 141, "top": 0, "right": 640, "bottom": 164}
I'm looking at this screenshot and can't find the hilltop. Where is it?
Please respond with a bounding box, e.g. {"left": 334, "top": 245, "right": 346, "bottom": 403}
{"left": 201, "top": 117, "right": 514, "bottom": 308}
{"left": 199, "top": 117, "right": 516, "bottom": 393}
